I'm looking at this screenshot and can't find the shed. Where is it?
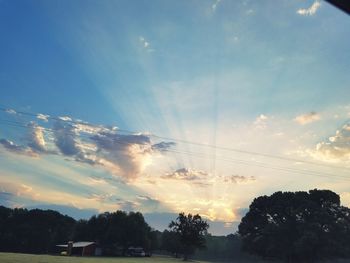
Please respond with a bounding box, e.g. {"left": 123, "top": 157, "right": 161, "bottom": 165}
{"left": 56, "top": 241, "right": 99, "bottom": 256}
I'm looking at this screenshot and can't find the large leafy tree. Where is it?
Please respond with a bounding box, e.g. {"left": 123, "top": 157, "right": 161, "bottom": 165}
{"left": 238, "top": 189, "right": 350, "bottom": 262}
{"left": 0, "top": 206, "right": 75, "bottom": 253}
{"left": 161, "top": 229, "right": 182, "bottom": 257}
{"left": 73, "top": 211, "right": 153, "bottom": 255}
{"left": 169, "top": 212, "right": 209, "bottom": 261}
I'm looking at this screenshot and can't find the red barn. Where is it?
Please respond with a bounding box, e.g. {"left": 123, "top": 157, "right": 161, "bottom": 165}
{"left": 57, "top": 241, "right": 99, "bottom": 256}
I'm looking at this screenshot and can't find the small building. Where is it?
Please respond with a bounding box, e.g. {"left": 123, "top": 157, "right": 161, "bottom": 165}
{"left": 56, "top": 241, "right": 101, "bottom": 256}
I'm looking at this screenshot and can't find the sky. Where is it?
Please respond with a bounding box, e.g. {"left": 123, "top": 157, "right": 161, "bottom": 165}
{"left": 0, "top": 0, "right": 350, "bottom": 236}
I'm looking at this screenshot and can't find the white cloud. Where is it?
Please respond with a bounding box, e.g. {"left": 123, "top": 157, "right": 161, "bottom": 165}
{"left": 212, "top": 0, "right": 221, "bottom": 12}
{"left": 53, "top": 121, "right": 81, "bottom": 156}
{"left": 151, "top": 141, "right": 176, "bottom": 153}
{"left": 28, "top": 123, "right": 46, "bottom": 152}
{"left": 309, "top": 123, "right": 350, "bottom": 162}
{"left": 341, "top": 192, "right": 350, "bottom": 207}
{"left": 246, "top": 9, "right": 254, "bottom": 15}
{"left": 73, "top": 122, "right": 109, "bottom": 135}
{"left": 294, "top": 112, "right": 321, "bottom": 125}
{"left": 0, "top": 182, "right": 39, "bottom": 200}
{"left": 0, "top": 139, "right": 37, "bottom": 157}
{"left": 91, "top": 132, "right": 154, "bottom": 180}
{"left": 58, "top": 116, "right": 72, "bottom": 122}
{"left": 139, "top": 36, "right": 152, "bottom": 51}
{"left": 37, "top": 113, "right": 49, "bottom": 122}
{"left": 162, "top": 168, "right": 208, "bottom": 181}
{"left": 297, "top": 1, "right": 321, "bottom": 16}
{"left": 0, "top": 109, "right": 176, "bottom": 180}
{"left": 254, "top": 114, "right": 269, "bottom": 129}
{"left": 5, "top": 109, "right": 16, "bottom": 114}
{"left": 223, "top": 175, "right": 256, "bottom": 184}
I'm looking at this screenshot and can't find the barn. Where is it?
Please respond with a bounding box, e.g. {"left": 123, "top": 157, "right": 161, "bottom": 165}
{"left": 56, "top": 241, "right": 101, "bottom": 256}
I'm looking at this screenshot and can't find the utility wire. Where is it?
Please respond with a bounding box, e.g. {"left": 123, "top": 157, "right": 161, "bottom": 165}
{"left": 0, "top": 106, "right": 348, "bottom": 172}
{"left": 0, "top": 118, "right": 349, "bottom": 182}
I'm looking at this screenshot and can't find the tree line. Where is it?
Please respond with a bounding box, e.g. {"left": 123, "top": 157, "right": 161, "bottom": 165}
{"left": 0, "top": 207, "right": 158, "bottom": 255}
{"left": 0, "top": 206, "right": 209, "bottom": 259}
{"left": 0, "top": 189, "right": 350, "bottom": 262}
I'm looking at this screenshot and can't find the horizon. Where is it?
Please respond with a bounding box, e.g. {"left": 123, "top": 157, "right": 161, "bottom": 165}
{"left": 0, "top": 0, "right": 350, "bottom": 236}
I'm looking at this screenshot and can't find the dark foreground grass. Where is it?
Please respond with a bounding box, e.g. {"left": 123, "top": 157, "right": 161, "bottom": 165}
{"left": 0, "top": 253, "right": 212, "bottom": 263}
{"left": 1, "top": 252, "right": 349, "bottom": 263}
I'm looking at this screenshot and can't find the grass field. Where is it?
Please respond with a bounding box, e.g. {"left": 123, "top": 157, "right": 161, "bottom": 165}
{"left": 2, "top": 252, "right": 349, "bottom": 263}
{"left": 0, "top": 253, "right": 211, "bottom": 263}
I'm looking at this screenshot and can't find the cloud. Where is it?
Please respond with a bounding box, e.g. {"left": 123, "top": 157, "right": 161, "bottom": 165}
{"left": 1, "top": 121, "right": 50, "bottom": 155}
{"left": 0, "top": 182, "right": 39, "bottom": 201}
{"left": 91, "top": 132, "right": 153, "bottom": 179}
{"left": 294, "top": 112, "right": 321, "bottom": 125}
{"left": 139, "top": 36, "right": 149, "bottom": 48}
{"left": 73, "top": 122, "right": 109, "bottom": 135}
{"left": 88, "top": 193, "right": 161, "bottom": 211}
{"left": 340, "top": 192, "right": 350, "bottom": 207}
{"left": 0, "top": 109, "right": 174, "bottom": 180}
{"left": 91, "top": 131, "right": 151, "bottom": 151}
{"left": 297, "top": 1, "right": 321, "bottom": 16}
{"left": 116, "top": 200, "right": 139, "bottom": 211}
{"left": 246, "top": 9, "right": 254, "bottom": 15}
{"left": 139, "top": 36, "right": 154, "bottom": 52}
{"left": 151, "top": 141, "right": 176, "bottom": 153}
{"left": 223, "top": 175, "right": 256, "bottom": 184}
{"left": 58, "top": 116, "right": 72, "bottom": 122}
{"left": 212, "top": 0, "right": 221, "bottom": 11}
{"left": 256, "top": 114, "right": 268, "bottom": 121}
{"left": 88, "top": 193, "right": 119, "bottom": 203}
{"left": 53, "top": 121, "right": 81, "bottom": 156}
{"left": 27, "top": 123, "right": 47, "bottom": 152}
{"left": 192, "top": 181, "right": 213, "bottom": 188}
{"left": 254, "top": 114, "right": 269, "bottom": 129}
{"left": 137, "top": 195, "right": 157, "bottom": 201}
{"left": 52, "top": 121, "right": 100, "bottom": 164}
{"left": 310, "top": 123, "right": 350, "bottom": 162}
{"left": 37, "top": 113, "right": 49, "bottom": 122}
{"left": 136, "top": 195, "right": 161, "bottom": 208}
{"left": 0, "top": 139, "right": 24, "bottom": 152}
{"left": 5, "top": 109, "right": 16, "bottom": 114}
{"left": 162, "top": 168, "right": 208, "bottom": 181}
{"left": 0, "top": 139, "right": 36, "bottom": 156}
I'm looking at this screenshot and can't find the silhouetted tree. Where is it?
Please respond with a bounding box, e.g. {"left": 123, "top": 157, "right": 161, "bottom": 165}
{"left": 0, "top": 206, "right": 75, "bottom": 253}
{"left": 0, "top": 206, "right": 155, "bottom": 255}
{"left": 73, "top": 210, "right": 153, "bottom": 255}
{"left": 169, "top": 212, "right": 209, "bottom": 261}
{"left": 148, "top": 229, "right": 162, "bottom": 253}
{"left": 238, "top": 189, "right": 350, "bottom": 262}
{"left": 161, "top": 229, "right": 182, "bottom": 257}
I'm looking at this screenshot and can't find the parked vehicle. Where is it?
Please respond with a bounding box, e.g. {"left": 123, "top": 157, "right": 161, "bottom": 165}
{"left": 127, "top": 247, "right": 145, "bottom": 257}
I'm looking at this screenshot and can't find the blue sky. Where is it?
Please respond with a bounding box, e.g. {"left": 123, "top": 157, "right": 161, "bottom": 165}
{"left": 0, "top": 0, "right": 350, "bottom": 235}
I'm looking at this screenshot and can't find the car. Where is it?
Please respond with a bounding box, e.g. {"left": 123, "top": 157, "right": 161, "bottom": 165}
{"left": 127, "top": 247, "right": 145, "bottom": 257}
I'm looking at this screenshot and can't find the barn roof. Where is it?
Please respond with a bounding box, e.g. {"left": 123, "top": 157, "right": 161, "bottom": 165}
{"left": 56, "top": 241, "right": 95, "bottom": 248}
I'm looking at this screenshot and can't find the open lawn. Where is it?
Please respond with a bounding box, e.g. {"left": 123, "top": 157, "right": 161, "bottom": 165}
{"left": 1, "top": 253, "right": 349, "bottom": 263}
{"left": 0, "top": 253, "right": 211, "bottom": 263}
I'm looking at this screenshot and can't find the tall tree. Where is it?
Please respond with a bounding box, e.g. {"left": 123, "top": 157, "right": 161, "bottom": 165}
{"left": 169, "top": 212, "right": 209, "bottom": 261}
{"left": 73, "top": 210, "right": 153, "bottom": 255}
{"left": 0, "top": 206, "right": 75, "bottom": 253}
{"left": 238, "top": 189, "right": 350, "bottom": 263}
{"left": 161, "top": 229, "right": 182, "bottom": 257}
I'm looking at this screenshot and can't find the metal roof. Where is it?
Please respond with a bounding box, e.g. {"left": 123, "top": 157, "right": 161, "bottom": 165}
{"left": 56, "top": 241, "right": 95, "bottom": 248}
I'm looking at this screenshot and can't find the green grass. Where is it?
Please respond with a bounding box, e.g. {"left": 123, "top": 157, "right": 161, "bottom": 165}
{"left": 0, "top": 253, "right": 211, "bottom": 263}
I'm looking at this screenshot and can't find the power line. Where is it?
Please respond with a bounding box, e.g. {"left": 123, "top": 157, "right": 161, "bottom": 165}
{"left": 0, "top": 118, "right": 349, "bottom": 182}
{"left": 0, "top": 105, "right": 348, "bottom": 172}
